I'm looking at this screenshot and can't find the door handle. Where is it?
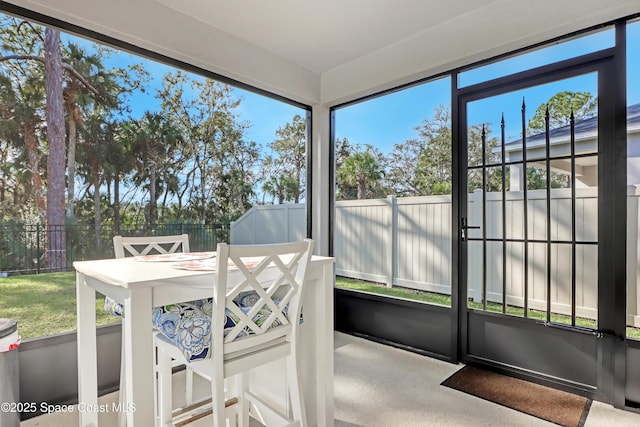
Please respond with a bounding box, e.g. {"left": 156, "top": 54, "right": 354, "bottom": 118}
{"left": 461, "top": 217, "right": 480, "bottom": 241}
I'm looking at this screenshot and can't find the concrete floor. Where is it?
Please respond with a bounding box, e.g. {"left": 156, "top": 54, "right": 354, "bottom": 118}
{"left": 333, "top": 333, "right": 640, "bottom": 427}
{"left": 20, "top": 332, "right": 640, "bottom": 426}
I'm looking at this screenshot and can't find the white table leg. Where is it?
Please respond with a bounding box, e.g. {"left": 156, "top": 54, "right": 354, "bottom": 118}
{"left": 123, "top": 287, "right": 154, "bottom": 426}
{"left": 76, "top": 272, "right": 98, "bottom": 427}
{"left": 316, "top": 263, "right": 334, "bottom": 427}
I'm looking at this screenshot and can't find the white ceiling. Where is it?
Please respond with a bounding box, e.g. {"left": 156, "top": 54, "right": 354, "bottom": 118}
{"left": 157, "top": 0, "right": 502, "bottom": 74}
{"left": 2, "top": 0, "right": 640, "bottom": 105}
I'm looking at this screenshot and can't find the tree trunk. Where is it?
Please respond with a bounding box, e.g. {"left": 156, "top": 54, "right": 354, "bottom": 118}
{"left": 91, "top": 155, "right": 102, "bottom": 250}
{"left": 149, "top": 160, "right": 157, "bottom": 229}
{"left": 66, "top": 116, "right": 77, "bottom": 217}
{"left": 113, "top": 172, "right": 121, "bottom": 235}
{"left": 23, "top": 123, "right": 46, "bottom": 220}
{"left": 295, "top": 167, "right": 301, "bottom": 203}
{"left": 44, "top": 28, "right": 67, "bottom": 271}
{"left": 357, "top": 176, "right": 366, "bottom": 200}
{"left": 197, "top": 156, "right": 206, "bottom": 223}
{"left": 0, "top": 150, "right": 5, "bottom": 203}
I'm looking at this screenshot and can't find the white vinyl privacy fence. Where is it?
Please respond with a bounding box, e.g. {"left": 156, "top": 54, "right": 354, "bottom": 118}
{"left": 231, "top": 188, "right": 640, "bottom": 327}
{"left": 231, "top": 203, "right": 307, "bottom": 244}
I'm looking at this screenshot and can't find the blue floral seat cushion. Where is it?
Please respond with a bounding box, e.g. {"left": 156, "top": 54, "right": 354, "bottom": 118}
{"left": 151, "top": 292, "right": 300, "bottom": 361}
{"left": 104, "top": 296, "right": 126, "bottom": 318}
{"left": 104, "top": 296, "right": 212, "bottom": 359}
{"left": 106, "top": 292, "right": 302, "bottom": 361}
{"left": 152, "top": 299, "right": 214, "bottom": 361}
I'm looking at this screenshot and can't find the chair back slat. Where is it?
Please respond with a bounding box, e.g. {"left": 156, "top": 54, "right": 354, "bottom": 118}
{"left": 113, "top": 234, "right": 190, "bottom": 258}
{"left": 213, "top": 240, "right": 313, "bottom": 357}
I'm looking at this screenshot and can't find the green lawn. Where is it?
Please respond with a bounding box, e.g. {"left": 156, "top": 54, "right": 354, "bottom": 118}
{"left": 2, "top": 273, "right": 638, "bottom": 340}
{"left": 336, "top": 276, "right": 640, "bottom": 339}
{"left": 336, "top": 276, "right": 452, "bottom": 306}
{"left": 0, "top": 272, "right": 119, "bottom": 340}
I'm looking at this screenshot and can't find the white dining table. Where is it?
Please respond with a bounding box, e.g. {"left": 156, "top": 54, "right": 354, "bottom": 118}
{"left": 74, "top": 254, "right": 335, "bottom": 427}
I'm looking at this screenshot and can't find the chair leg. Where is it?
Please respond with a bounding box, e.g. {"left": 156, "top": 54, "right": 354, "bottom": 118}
{"left": 118, "top": 326, "right": 127, "bottom": 427}
{"left": 286, "top": 354, "right": 307, "bottom": 427}
{"left": 226, "top": 399, "right": 238, "bottom": 427}
{"left": 157, "top": 345, "right": 174, "bottom": 427}
{"left": 185, "top": 366, "right": 194, "bottom": 404}
{"left": 236, "top": 374, "right": 250, "bottom": 427}
{"left": 212, "top": 371, "right": 228, "bottom": 427}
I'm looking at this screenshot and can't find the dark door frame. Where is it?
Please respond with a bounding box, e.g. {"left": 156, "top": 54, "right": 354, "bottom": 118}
{"left": 333, "top": 19, "right": 632, "bottom": 409}
{"left": 453, "top": 22, "right": 627, "bottom": 406}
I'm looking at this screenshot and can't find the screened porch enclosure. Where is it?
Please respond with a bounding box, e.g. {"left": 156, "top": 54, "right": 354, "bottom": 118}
{"left": 3, "top": 0, "right": 640, "bottom": 422}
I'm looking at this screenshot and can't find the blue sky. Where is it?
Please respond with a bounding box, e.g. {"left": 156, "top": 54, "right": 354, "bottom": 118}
{"left": 122, "top": 60, "right": 305, "bottom": 149}
{"left": 117, "top": 58, "right": 305, "bottom": 151}
{"left": 66, "top": 33, "right": 304, "bottom": 152}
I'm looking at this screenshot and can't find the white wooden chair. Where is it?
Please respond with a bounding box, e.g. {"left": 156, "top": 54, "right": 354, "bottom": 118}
{"left": 113, "top": 234, "right": 190, "bottom": 258}
{"left": 155, "top": 239, "right": 314, "bottom": 427}
{"left": 109, "top": 234, "right": 197, "bottom": 426}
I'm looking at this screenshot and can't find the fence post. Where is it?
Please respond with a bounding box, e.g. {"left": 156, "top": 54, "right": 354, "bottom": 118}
{"left": 285, "top": 204, "right": 291, "bottom": 242}
{"left": 468, "top": 189, "right": 483, "bottom": 302}
{"left": 628, "top": 185, "right": 640, "bottom": 327}
{"left": 387, "top": 195, "right": 397, "bottom": 288}
{"left": 36, "top": 223, "right": 41, "bottom": 274}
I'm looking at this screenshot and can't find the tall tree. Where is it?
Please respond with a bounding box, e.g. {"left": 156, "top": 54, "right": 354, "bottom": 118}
{"left": 44, "top": 27, "right": 67, "bottom": 270}
{"left": 333, "top": 137, "right": 356, "bottom": 199}
{"left": 525, "top": 91, "right": 596, "bottom": 189}
{"left": 0, "top": 19, "right": 47, "bottom": 219}
{"left": 267, "top": 114, "right": 307, "bottom": 202}
{"left": 263, "top": 173, "right": 298, "bottom": 204}
{"left": 77, "top": 113, "right": 120, "bottom": 244}
{"left": 527, "top": 91, "right": 597, "bottom": 135}
{"left": 62, "top": 42, "right": 117, "bottom": 217}
{"left": 338, "top": 148, "right": 384, "bottom": 200}
{"left": 386, "top": 104, "right": 500, "bottom": 196}
{"left": 104, "top": 120, "right": 135, "bottom": 234}
{"left": 466, "top": 123, "right": 501, "bottom": 192}
{"left": 125, "top": 111, "right": 181, "bottom": 229}
{"left": 1, "top": 18, "right": 120, "bottom": 268}
{"left": 157, "top": 72, "right": 255, "bottom": 222}
{"left": 0, "top": 75, "right": 47, "bottom": 217}
{"left": 388, "top": 105, "right": 452, "bottom": 196}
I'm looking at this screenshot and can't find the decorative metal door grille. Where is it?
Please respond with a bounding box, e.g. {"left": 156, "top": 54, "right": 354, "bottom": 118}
{"left": 465, "top": 95, "right": 599, "bottom": 329}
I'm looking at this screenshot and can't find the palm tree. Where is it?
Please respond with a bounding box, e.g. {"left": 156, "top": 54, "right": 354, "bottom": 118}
{"left": 1, "top": 21, "right": 108, "bottom": 269}
{"left": 269, "top": 115, "right": 307, "bottom": 202}
{"left": 0, "top": 74, "right": 31, "bottom": 210}
{"left": 338, "top": 151, "right": 383, "bottom": 200}
{"left": 77, "top": 113, "right": 119, "bottom": 245}
{"left": 126, "top": 111, "right": 181, "bottom": 229}
{"left": 62, "top": 42, "right": 119, "bottom": 218}
{"left": 263, "top": 174, "right": 298, "bottom": 204}
{"left": 1, "top": 75, "right": 47, "bottom": 218}
{"left": 104, "top": 121, "right": 136, "bottom": 234}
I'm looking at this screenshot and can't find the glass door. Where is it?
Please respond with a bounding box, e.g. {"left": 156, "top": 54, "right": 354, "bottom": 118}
{"left": 457, "top": 61, "right": 620, "bottom": 402}
{"left": 464, "top": 74, "right": 598, "bottom": 328}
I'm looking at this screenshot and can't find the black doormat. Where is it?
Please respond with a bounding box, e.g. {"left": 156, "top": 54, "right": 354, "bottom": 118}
{"left": 441, "top": 366, "right": 592, "bottom": 427}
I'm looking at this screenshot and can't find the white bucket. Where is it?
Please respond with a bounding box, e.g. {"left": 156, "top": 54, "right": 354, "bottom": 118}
{"left": 0, "top": 319, "right": 20, "bottom": 352}
{"left": 0, "top": 331, "right": 20, "bottom": 352}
